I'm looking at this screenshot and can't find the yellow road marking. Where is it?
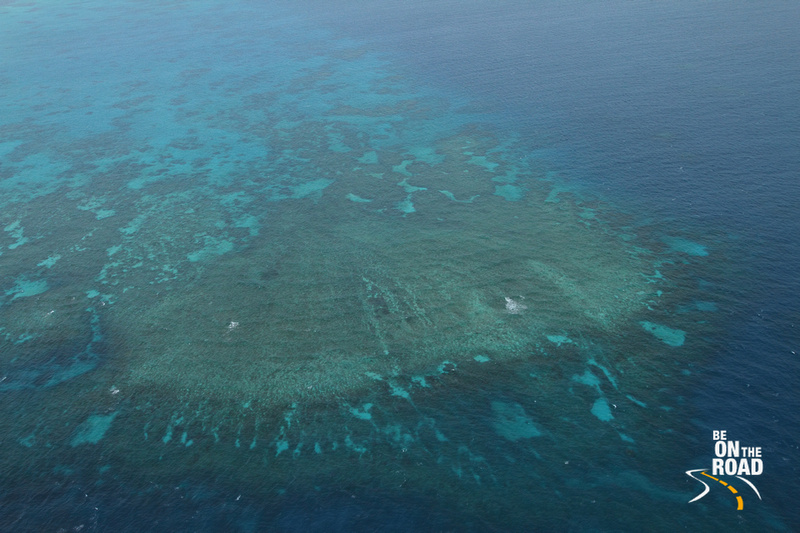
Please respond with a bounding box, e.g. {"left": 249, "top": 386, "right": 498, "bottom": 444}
{"left": 700, "top": 472, "right": 745, "bottom": 510}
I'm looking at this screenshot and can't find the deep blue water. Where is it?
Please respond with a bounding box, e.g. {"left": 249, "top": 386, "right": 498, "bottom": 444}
{"left": 1, "top": 1, "right": 798, "bottom": 531}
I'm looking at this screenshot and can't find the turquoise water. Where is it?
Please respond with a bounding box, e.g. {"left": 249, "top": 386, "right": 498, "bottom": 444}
{"left": 2, "top": 1, "right": 798, "bottom": 531}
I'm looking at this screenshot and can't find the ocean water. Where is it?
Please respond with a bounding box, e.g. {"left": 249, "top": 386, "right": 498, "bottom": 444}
{"left": 1, "top": 1, "right": 798, "bottom": 531}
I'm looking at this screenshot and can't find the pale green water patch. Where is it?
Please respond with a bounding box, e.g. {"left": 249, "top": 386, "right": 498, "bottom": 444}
{"left": 546, "top": 335, "right": 572, "bottom": 347}
{"left": 661, "top": 236, "right": 708, "bottom": 256}
{"left": 408, "top": 146, "right": 444, "bottom": 165}
{"left": 494, "top": 184, "right": 523, "bottom": 201}
{"left": 591, "top": 398, "right": 613, "bottom": 422}
{"left": 37, "top": 254, "right": 61, "bottom": 268}
{"left": 187, "top": 238, "right": 235, "bottom": 262}
{"left": 347, "top": 193, "right": 373, "bottom": 203}
{"left": 71, "top": 412, "right": 119, "bottom": 446}
{"left": 392, "top": 160, "right": 413, "bottom": 177}
{"left": 389, "top": 382, "right": 412, "bottom": 400}
{"left": 348, "top": 403, "right": 374, "bottom": 420}
{"left": 3, "top": 220, "right": 29, "bottom": 249}
{"left": 398, "top": 178, "right": 426, "bottom": 193}
{"left": 395, "top": 197, "right": 416, "bottom": 214}
{"left": 13, "top": 333, "right": 37, "bottom": 344}
{"left": 626, "top": 395, "right": 647, "bottom": 408}
{"left": 572, "top": 370, "right": 601, "bottom": 391}
{"left": 640, "top": 321, "right": 686, "bottom": 347}
{"left": 411, "top": 376, "right": 429, "bottom": 387}
{"left": 277, "top": 178, "right": 335, "bottom": 201}
{"left": 328, "top": 136, "right": 352, "bottom": 153}
{"left": 6, "top": 277, "right": 48, "bottom": 300}
{"left": 694, "top": 301, "right": 718, "bottom": 312}
{"left": 544, "top": 185, "right": 573, "bottom": 203}
{"left": 588, "top": 358, "right": 618, "bottom": 389}
{"left": 491, "top": 401, "right": 542, "bottom": 441}
{"left": 234, "top": 214, "right": 260, "bottom": 236}
{"left": 467, "top": 155, "right": 499, "bottom": 172}
{"left": 492, "top": 168, "right": 519, "bottom": 184}
{"left": 439, "top": 190, "right": 479, "bottom": 203}
{"left": 0, "top": 139, "right": 23, "bottom": 159}
{"left": 358, "top": 151, "right": 378, "bottom": 164}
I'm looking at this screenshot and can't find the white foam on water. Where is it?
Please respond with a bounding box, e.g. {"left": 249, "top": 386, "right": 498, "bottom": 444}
{"left": 504, "top": 296, "right": 527, "bottom": 314}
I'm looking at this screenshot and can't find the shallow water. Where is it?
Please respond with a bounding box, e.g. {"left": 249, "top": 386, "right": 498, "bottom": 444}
{"left": 1, "top": 1, "right": 798, "bottom": 531}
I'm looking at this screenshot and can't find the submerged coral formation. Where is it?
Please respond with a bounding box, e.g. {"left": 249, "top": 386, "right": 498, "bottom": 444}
{"left": 0, "top": 3, "right": 718, "bottom": 528}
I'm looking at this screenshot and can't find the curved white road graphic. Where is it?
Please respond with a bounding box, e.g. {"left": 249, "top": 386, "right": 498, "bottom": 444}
{"left": 686, "top": 469, "right": 711, "bottom": 503}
